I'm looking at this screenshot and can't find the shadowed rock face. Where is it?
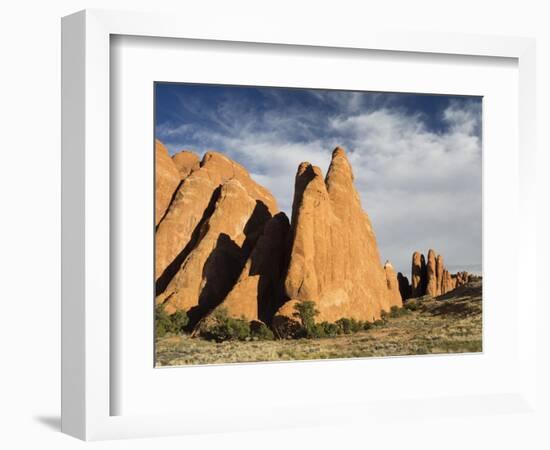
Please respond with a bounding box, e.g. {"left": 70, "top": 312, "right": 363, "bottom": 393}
{"left": 157, "top": 179, "right": 274, "bottom": 324}
{"left": 155, "top": 140, "right": 406, "bottom": 329}
{"left": 397, "top": 272, "right": 411, "bottom": 300}
{"left": 155, "top": 151, "right": 278, "bottom": 287}
{"left": 279, "top": 147, "right": 403, "bottom": 323}
{"left": 213, "top": 212, "right": 291, "bottom": 323}
{"left": 411, "top": 252, "right": 425, "bottom": 297}
{"left": 155, "top": 140, "right": 181, "bottom": 226}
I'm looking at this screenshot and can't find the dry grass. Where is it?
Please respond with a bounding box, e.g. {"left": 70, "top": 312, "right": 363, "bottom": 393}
{"left": 155, "top": 281, "right": 482, "bottom": 366}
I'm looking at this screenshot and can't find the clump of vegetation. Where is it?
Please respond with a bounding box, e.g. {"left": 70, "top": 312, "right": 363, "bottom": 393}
{"left": 305, "top": 321, "right": 343, "bottom": 339}
{"left": 155, "top": 305, "right": 189, "bottom": 338}
{"left": 195, "top": 300, "right": 411, "bottom": 343}
{"left": 291, "top": 301, "right": 378, "bottom": 338}
{"left": 404, "top": 300, "right": 420, "bottom": 311}
{"left": 389, "top": 305, "right": 410, "bottom": 318}
{"left": 250, "top": 320, "right": 275, "bottom": 340}
{"left": 200, "top": 308, "right": 251, "bottom": 342}
{"left": 292, "top": 300, "right": 320, "bottom": 338}
{"left": 318, "top": 321, "right": 341, "bottom": 337}
{"left": 157, "top": 282, "right": 483, "bottom": 365}
{"left": 335, "top": 317, "right": 363, "bottom": 334}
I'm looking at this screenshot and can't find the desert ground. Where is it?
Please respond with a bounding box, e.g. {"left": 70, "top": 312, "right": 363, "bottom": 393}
{"left": 156, "top": 281, "right": 482, "bottom": 366}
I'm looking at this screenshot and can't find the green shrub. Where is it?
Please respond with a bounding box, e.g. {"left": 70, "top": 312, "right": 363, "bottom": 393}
{"left": 250, "top": 321, "right": 275, "bottom": 340}
{"left": 350, "top": 319, "right": 363, "bottom": 333}
{"left": 155, "top": 306, "right": 172, "bottom": 338}
{"left": 293, "top": 300, "right": 320, "bottom": 338}
{"left": 333, "top": 318, "right": 363, "bottom": 334}
{"left": 372, "top": 319, "right": 385, "bottom": 327}
{"left": 319, "top": 321, "right": 341, "bottom": 337}
{"left": 293, "top": 301, "right": 320, "bottom": 329}
{"left": 272, "top": 315, "right": 302, "bottom": 340}
{"left": 171, "top": 310, "right": 190, "bottom": 332}
{"left": 335, "top": 318, "right": 352, "bottom": 334}
{"left": 363, "top": 321, "right": 373, "bottom": 331}
{"left": 335, "top": 318, "right": 350, "bottom": 333}
{"left": 155, "top": 305, "right": 189, "bottom": 338}
{"left": 201, "top": 308, "right": 251, "bottom": 342}
{"left": 404, "top": 300, "right": 420, "bottom": 311}
{"left": 380, "top": 310, "right": 390, "bottom": 322}
{"left": 306, "top": 321, "right": 343, "bottom": 338}
{"left": 389, "top": 305, "right": 409, "bottom": 318}
{"left": 287, "top": 301, "right": 379, "bottom": 339}
{"left": 308, "top": 324, "right": 327, "bottom": 338}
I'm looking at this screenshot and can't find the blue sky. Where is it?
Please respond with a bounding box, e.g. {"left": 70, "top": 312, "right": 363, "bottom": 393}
{"left": 155, "top": 83, "right": 482, "bottom": 277}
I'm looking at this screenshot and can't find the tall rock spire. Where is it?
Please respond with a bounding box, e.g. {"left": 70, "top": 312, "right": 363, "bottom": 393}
{"left": 426, "top": 249, "right": 438, "bottom": 296}
{"left": 280, "top": 147, "right": 402, "bottom": 323}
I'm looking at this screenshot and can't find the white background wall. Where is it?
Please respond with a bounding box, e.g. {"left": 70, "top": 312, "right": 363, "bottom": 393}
{"left": 0, "top": 1, "right": 548, "bottom": 448}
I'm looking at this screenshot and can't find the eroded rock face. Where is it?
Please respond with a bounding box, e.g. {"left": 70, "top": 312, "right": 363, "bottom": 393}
{"left": 172, "top": 150, "right": 200, "bottom": 179}
{"left": 155, "top": 140, "right": 181, "bottom": 226}
{"left": 155, "top": 151, "right": 278, "bottom": 292}
{"left": 214, "top": 212, "right": 291, "bottom": 322}
{"left": 157, "top": 179, "right": 273, "bottom": 324}
{"left": 280, "top": 147, "right": 402, "bottom": 323}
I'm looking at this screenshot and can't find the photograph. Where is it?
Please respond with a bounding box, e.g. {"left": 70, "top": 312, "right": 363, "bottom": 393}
{"left": 153, "top": 83, "right": 483, "bottom": 366}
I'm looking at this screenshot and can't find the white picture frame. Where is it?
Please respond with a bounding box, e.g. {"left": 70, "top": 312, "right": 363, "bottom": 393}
{"left": 61, "top": 9, "right": 538, "bottom": 441}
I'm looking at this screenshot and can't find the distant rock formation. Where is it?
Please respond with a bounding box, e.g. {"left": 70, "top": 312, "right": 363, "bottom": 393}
{"left": 441, "top": 269, "right": 455, "bottom": 294}
{"left": 426, "top": 249, "right": 438, "bottom": 296}
{"left": 154, "top": 141, "right": 403, "bottom": 330}
{"left": 406, "top": 249, "right": 472, "bottom": 298}
{"left": 436, "top": 255, "right": 445, "bottom": 296}
{"left": 455, "top": 271, "right": 471, "bottom": 286}
{"left": 411, "top": 251, "right": 426, "bottom": 297}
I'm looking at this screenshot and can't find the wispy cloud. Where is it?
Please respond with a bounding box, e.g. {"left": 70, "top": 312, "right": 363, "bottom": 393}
{"left": 156, "top": 86, "right": 482, "bottom": 276}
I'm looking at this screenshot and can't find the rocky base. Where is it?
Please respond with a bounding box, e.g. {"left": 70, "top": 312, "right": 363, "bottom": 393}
{"left": 156, "top": 281, "right": 482, "bottom": 366}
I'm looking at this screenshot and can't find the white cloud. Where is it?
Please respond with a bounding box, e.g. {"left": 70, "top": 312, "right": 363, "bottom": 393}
{"left": 158, "top": 98, "right": 482, "bottom": 277}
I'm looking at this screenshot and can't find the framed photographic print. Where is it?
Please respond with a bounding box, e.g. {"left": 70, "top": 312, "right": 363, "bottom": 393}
{"left": 62, "top": 9, "right": 538, "bottom": 441}
{"left": 152, "top": 82, "right": 483, "bottom": 367}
